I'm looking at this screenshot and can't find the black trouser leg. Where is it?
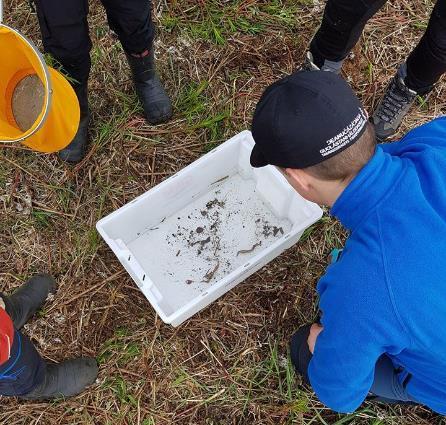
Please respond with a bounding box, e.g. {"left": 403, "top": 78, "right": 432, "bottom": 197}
{"left": 99, "top": 0, "right": 155, "bottom": 54}
{"left": 405, "top": 0, "right": 446, "bottom": 94}
{"left": 310, "top": 0, "right": 388, "bottom": 67}
{"left": 34, "top": 0, "right": 92, "bottom": 86}
{"left": 34, "top": 0, "right": 155, "bottom": 79}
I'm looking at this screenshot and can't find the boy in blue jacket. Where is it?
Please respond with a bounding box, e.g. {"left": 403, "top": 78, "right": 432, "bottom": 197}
{"left": 250, "top": 70, "right": 446, "bottom": 414}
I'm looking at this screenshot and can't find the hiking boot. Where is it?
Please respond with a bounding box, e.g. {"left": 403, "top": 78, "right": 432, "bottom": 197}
{"left": 372, "top": 63, "right": 417, "bottom": 141}
{"left": 126, "top": 49, "right": 172, "bottom": 125}
{"left": 302, "top": 51, "right": 343, "bottom": 74}
{"left": 21, "top": 357, "right": 98, "bottom": 400}
{"left": 58, "top": 83, "right": 90, "bottom": 164}
{"left": 2, "top": 274, "right": 57, "bottom": 329}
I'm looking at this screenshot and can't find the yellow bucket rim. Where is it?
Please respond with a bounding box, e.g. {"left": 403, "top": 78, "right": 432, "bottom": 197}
{"left": 0, "top": 23, "right": 52, "bottom": 144}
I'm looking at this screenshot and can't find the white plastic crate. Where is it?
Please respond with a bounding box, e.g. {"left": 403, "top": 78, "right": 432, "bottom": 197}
{"left": 96, "top": 131, "right": 323, "bottom": 326}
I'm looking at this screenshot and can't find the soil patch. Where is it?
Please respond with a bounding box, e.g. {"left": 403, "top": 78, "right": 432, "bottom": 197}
{"left": 12, "top": 74, "right": 45, "bottom": 132}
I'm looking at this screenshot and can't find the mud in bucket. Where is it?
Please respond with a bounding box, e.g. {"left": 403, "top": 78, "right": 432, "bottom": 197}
{"left": 0, "top": 24, "right": 80, "bottom": 152}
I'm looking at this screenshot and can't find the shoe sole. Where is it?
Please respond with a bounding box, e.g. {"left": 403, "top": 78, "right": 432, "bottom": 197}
{"left": 146, "top": 110, "right": 173, "bottom": 126}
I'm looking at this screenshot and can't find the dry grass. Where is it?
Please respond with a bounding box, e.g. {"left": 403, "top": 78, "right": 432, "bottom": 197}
{"left": 1, "top": 0, "right": 445, "bottom": 424}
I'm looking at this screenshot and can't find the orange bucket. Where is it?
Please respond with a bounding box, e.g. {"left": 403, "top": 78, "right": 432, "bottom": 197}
{"left": 0, "top": 23, "right": 79, "bottom": 152}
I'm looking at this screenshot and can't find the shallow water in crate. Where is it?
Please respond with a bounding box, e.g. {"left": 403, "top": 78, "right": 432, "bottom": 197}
{"left": 127, "top": 173, "right": 292, "bottom": 309}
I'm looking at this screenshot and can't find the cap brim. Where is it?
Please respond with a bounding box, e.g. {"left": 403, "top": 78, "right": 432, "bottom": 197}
{"left": 250, "top": 145, "right": 269, "bottom": 168}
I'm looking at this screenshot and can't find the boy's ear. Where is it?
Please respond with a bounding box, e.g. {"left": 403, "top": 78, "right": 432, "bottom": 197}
{"left": 284, "top": 168, "right": 312, "bottom": 191}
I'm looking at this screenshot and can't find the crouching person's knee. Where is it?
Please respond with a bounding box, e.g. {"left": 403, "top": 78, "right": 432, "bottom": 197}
{"left": 0, "top": 331, "right": 46, "bottom": 397}
{"left": 290, "top": 324, "right": 313, "bottom": 385}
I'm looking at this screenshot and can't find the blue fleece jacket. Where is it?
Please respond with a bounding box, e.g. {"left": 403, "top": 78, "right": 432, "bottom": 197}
{"left": 308, "top": 117, "right": 446, "bottom": 414}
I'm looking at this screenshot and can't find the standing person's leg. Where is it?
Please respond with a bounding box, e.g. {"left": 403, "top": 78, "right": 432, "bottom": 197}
{"left": 33, "top": 0, "right": 92, "bottom": 163}
{"left": 306, "top": 0, "right": 388, "bottom": 72}
{"left": 33, "top": 0, "right": 91, "bottom": 86}
{"left": 100, "top": 0, "right": 172, "bottom": 124}
{"left": 373, "top": 0, "right": 446, "bottom": 141}
{"left": 405, "top": 0, "right": 446, "bottom": 94}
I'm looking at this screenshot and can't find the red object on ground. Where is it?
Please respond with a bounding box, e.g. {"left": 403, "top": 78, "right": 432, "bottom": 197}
{"left": 0, "top": 308, "right": 14, "bottom": 365}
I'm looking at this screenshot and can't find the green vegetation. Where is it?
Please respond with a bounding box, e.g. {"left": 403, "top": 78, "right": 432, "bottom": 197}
{"left": 161, "top": 1, "right": 304, "bottom": 45}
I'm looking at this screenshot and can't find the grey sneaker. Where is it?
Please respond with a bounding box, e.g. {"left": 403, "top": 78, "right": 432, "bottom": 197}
{"left": 372, "top": 63, "right": 417, "bottom": 141}
{"left": 302, "top": 51, "right": 344, "bottom": 74}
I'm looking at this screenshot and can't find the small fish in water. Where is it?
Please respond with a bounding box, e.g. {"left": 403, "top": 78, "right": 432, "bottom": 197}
{"left": 210, "top": 175, "right": 229, "bottom": 185}
{"left": 236, "top": 241, "right": 262, "bottom": 256}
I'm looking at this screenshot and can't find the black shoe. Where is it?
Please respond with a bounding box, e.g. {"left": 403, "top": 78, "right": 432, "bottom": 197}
{"left": 372, "top": 63, "right": 418, "bottom": 141}
{"left": 59, "top": 83, "right": 90, "bottom": 164}
{"left": 302, "top": 51, "right": 344, "bottom": 74}
{"left": 21, "top": 358, "right": 98, "bottom": 400}
{"left": 126, "top": 50, "right": 172, "bottom": 125}
{"left": 2, "top": 274, "right": 57, "bottom": 329}
{"left": 290, "top": 325, "right": 313, "bottom": 385}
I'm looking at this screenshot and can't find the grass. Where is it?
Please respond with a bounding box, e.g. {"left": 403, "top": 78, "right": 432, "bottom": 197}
{"left": 160, "top": 0, "right": 304, "bottom": 45}
{"left": 32, "top": 210, "right": 53, "bottom": 228}
{"left": 175, "top": 80, "right": 230, "bottom": 149}
{"left": 176, "top": 80, "right": 209, "bottom": 121}
{"left": 1, "top": 0, "right": 445, "bottom": 424}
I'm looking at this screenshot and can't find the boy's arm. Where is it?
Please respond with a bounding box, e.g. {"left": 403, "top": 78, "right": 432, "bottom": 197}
{"left": 306, "top": 266, "right": 404, "bottom": 414}
{"left": 308, "top": 301, "right": 384, "bottom": 414}
{"left": 305, "top": 234, "right": 409, "bottom": 413}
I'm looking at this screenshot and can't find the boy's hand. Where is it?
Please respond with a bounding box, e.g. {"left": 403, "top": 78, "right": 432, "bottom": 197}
{"left": 308, "top": 323, "right": 323, "bottom": 354}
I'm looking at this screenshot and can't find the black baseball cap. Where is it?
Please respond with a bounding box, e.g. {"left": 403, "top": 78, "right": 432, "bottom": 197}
{"left": 250, "top": 71, "right": 369, "bottom": 169}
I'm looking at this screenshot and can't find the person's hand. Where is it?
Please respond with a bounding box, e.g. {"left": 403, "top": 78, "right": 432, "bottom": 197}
{"left": 307, "top": 323, "right": 323, "bottom": 354}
